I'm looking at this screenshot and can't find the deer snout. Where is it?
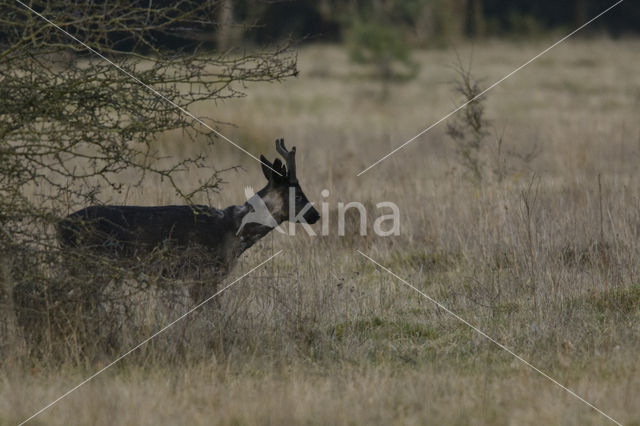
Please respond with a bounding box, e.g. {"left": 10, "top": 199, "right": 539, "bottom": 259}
{"left": 305, "top": 207, "right": 320, "bottom": 224}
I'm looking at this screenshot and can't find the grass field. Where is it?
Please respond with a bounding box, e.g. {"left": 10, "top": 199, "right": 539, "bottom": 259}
{"left": 2, "top": 38, "right": 640, "bottom": 425}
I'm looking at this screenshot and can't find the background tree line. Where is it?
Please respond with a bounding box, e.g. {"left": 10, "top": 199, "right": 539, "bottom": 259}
{"left": 225, "top": 0, "right": 638, "bottom": 49}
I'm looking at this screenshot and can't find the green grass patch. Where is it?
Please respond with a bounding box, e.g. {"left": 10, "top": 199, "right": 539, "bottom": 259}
{"left": 588, "top": 284, "right": 640, "bottom": 315}
{"left": 331, "top": 316, "right": 439, "bottom": 343}
{"left": 388, "top": 250, "right": 462, "bottom": 273}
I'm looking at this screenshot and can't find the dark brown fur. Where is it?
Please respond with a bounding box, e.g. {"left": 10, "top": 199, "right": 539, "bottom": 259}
{"left": 58, "top": 140, "right": 319, "bottom": 302}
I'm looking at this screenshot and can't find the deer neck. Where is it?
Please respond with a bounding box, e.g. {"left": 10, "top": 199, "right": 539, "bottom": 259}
{"left": 234, "top": 186, "right": 286, "bottom": 252}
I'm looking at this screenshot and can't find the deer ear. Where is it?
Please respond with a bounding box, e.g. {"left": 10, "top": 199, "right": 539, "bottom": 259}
{"left": 272, "top": 159, "right": 286, "bottom": 183}
{"left": 260, "top": 155, "right": 273, "bottom": 181}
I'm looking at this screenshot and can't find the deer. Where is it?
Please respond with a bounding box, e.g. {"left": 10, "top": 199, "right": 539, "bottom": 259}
{"left": 58, "top": 139, "right": 320, "bottom": 302}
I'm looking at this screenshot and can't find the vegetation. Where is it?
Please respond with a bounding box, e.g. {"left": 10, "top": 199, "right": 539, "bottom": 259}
{"left": 0, "top": 0, "right": 296, "bottom": 361}
{"left": 445, "top": 60, "right": 539, "bottom": 183}
{"left": 345, "top": 1, "right": 420, "bottom": 98}
{"left": 231, "top": 0, "right": 640, "bottom": 45}
{"left": 1, "top": 38, "right": 639, "bottom": 424}
{"left": 1, "top": 1, "right": 639, "bottom": 425}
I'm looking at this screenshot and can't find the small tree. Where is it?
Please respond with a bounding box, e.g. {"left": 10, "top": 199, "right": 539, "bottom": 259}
{"left": 446, "top": 61, "right": 490, "bottom": 183}
{"left": 0, "top": 1, "right": 297, "bottom": 361}
{"left": 345, "top": 1, "right": 419, "bottom": 97}
{"left": 446, "top": 59, "right": 539, "bottom": 184}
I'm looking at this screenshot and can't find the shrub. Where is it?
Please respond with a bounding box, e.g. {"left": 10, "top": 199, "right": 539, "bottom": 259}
{"left": 0, "top": 0, "right": 297, "bottom": 362}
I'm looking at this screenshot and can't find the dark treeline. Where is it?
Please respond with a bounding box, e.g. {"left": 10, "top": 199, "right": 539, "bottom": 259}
{"left": 4, "top": 1, "right": 636, "bottom": 53}
{"left": 230, "top": 0, "right": 638, "bottom": 47}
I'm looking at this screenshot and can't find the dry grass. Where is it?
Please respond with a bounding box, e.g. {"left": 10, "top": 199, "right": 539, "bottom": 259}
{"left": 2, "top": 38, "right": 640, "bottom": 425}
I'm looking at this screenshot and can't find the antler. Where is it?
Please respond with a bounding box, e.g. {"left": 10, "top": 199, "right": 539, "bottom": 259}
{"left": 275, "top": 138, "right": 297, "bottom": 184}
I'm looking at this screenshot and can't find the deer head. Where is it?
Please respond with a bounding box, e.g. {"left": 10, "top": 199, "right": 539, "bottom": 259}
{"left": 258, "top": 138, "right": 320, "bottom": 225}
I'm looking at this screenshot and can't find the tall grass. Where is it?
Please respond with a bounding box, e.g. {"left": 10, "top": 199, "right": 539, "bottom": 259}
{"left": 2, "top": 38, "right": 640, "bottom": 425}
